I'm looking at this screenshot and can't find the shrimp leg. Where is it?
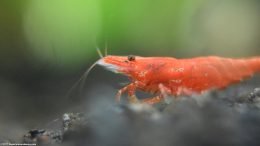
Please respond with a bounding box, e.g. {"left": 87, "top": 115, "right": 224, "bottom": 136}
{"left": 116, "top": 82, "right": 140, "bottom": 103}
{"left": 142, "top": 95, "right": 164, "bottom": 104}
{"left": 142, "top": 84, "right": 172, "bottom": 104}
{"left": 116, "top": 83, "right": 134, "bottom": 102}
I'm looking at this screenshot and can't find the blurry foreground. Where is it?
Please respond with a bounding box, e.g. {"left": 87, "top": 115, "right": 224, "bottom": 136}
{"left": 2, "top": 77, "right": 260, "bottom": 146}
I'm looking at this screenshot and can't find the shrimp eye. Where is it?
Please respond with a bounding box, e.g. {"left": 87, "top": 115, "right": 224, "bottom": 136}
{"left": 127, "top": 55, "right": 135, "bottom": 61}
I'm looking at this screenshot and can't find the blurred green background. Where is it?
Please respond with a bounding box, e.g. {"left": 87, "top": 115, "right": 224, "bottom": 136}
{"left": 0, "top": 0, "right": 260, "bottom": 134}
{"left": 1, "top": 0, "right": 260, "bottom": 69}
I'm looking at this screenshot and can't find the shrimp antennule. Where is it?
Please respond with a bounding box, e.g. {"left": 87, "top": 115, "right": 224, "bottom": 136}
{"left": 96, "top": 47, "right": 104, "bottom": 58}
{"left": 105, "top": 41, "right": 108, "bottom": 56}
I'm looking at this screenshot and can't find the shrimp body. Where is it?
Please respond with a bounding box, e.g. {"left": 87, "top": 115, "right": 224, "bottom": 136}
{"left": 97, "top": 55, "right": 260, "bottom": 104}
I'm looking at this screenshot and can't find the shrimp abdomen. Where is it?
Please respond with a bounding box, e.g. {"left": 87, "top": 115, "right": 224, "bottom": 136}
{"left": 175, "top": 57, "right": 260, "bottom": 93}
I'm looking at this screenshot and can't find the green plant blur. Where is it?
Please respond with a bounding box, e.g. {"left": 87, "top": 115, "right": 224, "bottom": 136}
{"left": 0, "top": 0, "right": 260, "bottom": 69}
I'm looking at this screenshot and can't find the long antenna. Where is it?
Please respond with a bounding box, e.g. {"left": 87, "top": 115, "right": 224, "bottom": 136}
{"left": 66, "top": 44, "right": 106, "bottom": 99}
{"left": 66, "top": 59, "right": 101, "bottom": 99}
